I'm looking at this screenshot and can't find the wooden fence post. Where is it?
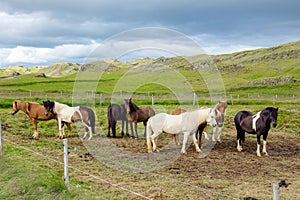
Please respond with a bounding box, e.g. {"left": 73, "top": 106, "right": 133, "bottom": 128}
{"left": 63, "top": 139, "right": 70, "bottom": 191}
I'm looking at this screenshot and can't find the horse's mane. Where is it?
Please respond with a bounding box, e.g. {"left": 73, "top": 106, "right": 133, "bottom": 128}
{"left": 129, "top": 100, "right": 140, "bottom": 112}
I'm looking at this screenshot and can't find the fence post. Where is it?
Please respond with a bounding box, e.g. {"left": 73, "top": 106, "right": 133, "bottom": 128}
{"left": 151, "top": 95, "right": 154, "bottom": 106}
{"left": 0, "top": 119, "right": 3, "bottom": 158}
{"left": 230, "top": 95, "right": 233, "bottom": 105}
{"left": 193, "top": 92, "right": 196, "bottom": 105}
{"left": 273, "top": 182, "right": 280, "bottom": 200}
{"left": 63, "top": 139, "right": 70, "bottom": 191}
{"left": 99, "top": 94, "right": 103, "bottom": 106}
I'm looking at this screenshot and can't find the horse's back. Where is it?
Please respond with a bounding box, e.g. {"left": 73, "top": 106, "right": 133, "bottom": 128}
{"left": 234, "top": 111, "right": 254, "bottom": 133}
{"left": 29, "top": 102, "right": 55, "bottom": 120}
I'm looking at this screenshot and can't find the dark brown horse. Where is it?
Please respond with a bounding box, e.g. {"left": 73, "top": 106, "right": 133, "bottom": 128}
{"left": 124, "top": 98, "right": 155, "bottom": 138}
{"left": 11, "top": 100, "right": 59, "bottom": 138}
{"left": 107, "top": 104, "right": 132, "bottom": 137}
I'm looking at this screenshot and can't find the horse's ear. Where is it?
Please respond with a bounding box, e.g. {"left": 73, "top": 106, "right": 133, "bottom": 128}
{"left": 276, "top": 107, "right": 279, "bottom": 111}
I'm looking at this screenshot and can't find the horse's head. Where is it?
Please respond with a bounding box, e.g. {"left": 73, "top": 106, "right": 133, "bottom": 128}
{"left": 207, "top": 108, "right": 217, "bottom": 128}
{"left": 124, "top": 98, "right": 131, "bottom": 114}
{"left": 43, "top": 100, "right": 55, "bottom": 116}
{"left": 270, "top": 107, "right": 279, "bottom": 128}
{"left": 11, "top": 100, "right": 20, "bottom": 115}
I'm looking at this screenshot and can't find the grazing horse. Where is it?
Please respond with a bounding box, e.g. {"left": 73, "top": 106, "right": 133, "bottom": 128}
{"left": 107, "top": 104, "right": 132, "bottom": 137}
{"left": 146, "top": 108, "right": 217, "bottom": 154}
{"left": 11, "top": 100, "right": 58, "bottom": 138}
{"left": 43, "top": 100, "right": 95, "bottom": 140}
{"left": 124, "top": 98, "right": 155, "bottom": 138}
{"left": 234, "top": 107, "right": 278, "bottom": 157}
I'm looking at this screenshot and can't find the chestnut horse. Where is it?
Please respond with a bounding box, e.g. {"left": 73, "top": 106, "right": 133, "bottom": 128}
{"left": 124, "top": 98, "right": 155, "bottom": 138}
{"left": 11, "top": 100, "right": 59, "bottom": 138}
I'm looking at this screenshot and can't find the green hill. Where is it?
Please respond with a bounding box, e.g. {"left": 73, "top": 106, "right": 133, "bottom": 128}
{"left": 0, "top": 41, "right": 299, "bottom": 97}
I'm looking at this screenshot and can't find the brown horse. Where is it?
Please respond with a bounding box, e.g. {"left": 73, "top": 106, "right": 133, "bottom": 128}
{"left": 11, "top": 100, "right": 59, "bottom": 138}
{"left": 124, "top": 98, "right": 155, "bottom": 138}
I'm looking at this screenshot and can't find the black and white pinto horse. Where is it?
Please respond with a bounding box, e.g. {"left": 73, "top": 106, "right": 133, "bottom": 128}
{"left": 43, "top": 100, "right": 96, "bottom": 140}
{"left": 234, "top": 107, "right": 278, "bottom": 157}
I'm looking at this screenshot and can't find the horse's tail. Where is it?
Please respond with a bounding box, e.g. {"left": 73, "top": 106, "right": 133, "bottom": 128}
{"left": 88, "top": 108, "right": 96, "bottom": 134}
{"left": 146, "top": 117, "right": 153, "bottom": 152}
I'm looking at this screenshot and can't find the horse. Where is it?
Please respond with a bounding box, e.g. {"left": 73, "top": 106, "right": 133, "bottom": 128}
{"left": 234, "top": 107, "right": 278, "bottom": 157}
{"left": 11, "top": 100, "right": 58, "bottom": 138}
{"left": 170, "top": 108, "right": 187, "bottom": 145}
{"left": 146, "top": 108, "right": 217, "bottom": 154}
{"left": 124, "top": 98, "right": 155, "bottom": 138}
{"left": 43, "top": 100, "right": 95, "bottom": 140}
{"left": 197, "top": 101, "right": 227, "bottom": 145}
{"left": 107, "top": 104, "right": 132, "bottom": 137}
{"left": 170, "top": 101, "right": 227, "bottom": 146}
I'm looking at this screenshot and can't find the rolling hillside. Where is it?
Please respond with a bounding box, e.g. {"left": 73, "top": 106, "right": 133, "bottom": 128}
{"left": 0, "top": 41, "right": 299, "bottom": 97}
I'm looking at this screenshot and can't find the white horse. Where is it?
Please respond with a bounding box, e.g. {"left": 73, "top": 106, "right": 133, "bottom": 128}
{"left": 43, "top": 100, "right": 95, "bottom": 140}
{"left": 146, "top": 108, "right": 217, "bottom": 154}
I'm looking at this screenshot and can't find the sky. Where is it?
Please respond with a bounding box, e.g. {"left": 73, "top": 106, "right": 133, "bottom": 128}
{"left": 0, "top": 0, "right": 299, "bottom": 67}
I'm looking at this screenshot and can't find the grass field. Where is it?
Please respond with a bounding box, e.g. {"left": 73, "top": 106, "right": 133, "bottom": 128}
{"left": 0, "top": 102, "right": 299, "bottom": 199}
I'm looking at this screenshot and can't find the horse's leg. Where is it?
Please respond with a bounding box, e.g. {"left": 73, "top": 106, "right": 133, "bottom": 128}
{"left": 129, "top": 121, "right": 134, "bottom": 137}
{"left": 32, "top": 118, "right": 38, "bottom": 138}
{"left": 107, "top": 121, "right": 111, "bottom": 137}
{"left": 134, "top": 122, "right": 138, "bottom": 138}
{"left": 66, "top": 123, "right": 71, "bottom": 136}
{"left": 143, "top": 121, "right": 147, "bottom": 138}
{"left": 216, "top": 126, "right": 222, "bottom": 143}
{"left": 175, "top": 134, "right": 180, "bottom": 145}
{"left": 151, "top": 130, "right": 162, "bottom": 152}
{"left": 125, "top": 120, "right": 129, "bottom": 136}
{"left": 256, "top": 133, "right": 262, "bottom": 157}
{"left": 121, "top": 120, "right": 124, "bottom": 136}
{"left": 262, "top": 132, "right": 269, "bottom": 156}
{"left": 57, "top": 118, "right": 63, "bottom": 139}
{"left": 236, "top": 129, "right": 244, "bottom": 152}
{"left": 192, "top": 132, "right": 201, "bottom": 153}
{"left": 181, "top": 132, "right": 189, "bottom": 154}
{"left": 112, "top": 120, "right": 117, "bottom": 138}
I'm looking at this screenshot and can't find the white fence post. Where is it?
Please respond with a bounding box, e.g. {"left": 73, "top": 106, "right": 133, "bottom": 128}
{"left": 0, "top": 119, "right": 3, "bottom": 157}
{"left": 273, "top": 182, "right": 280, "bottom": 200}
{"left": 99, "top": 94, "right": 103, "bottom": 106}
{"left": 151, "top": 95, "right": 154, "bottom": 106}
{"left": 63, "top": 139, "right": 70, "bottom": 191}
{"left": 193, "top": 92, "right": 196, "bottom": 105}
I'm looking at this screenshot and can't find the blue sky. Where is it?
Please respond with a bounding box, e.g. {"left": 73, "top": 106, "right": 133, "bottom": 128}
{"left": 0, "top": 0, "right": 299, "bottom": 67}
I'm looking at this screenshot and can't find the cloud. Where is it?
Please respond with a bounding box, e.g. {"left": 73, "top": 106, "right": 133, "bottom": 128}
{"left": 0, "top": 0, "right": 299, "bottom": 67}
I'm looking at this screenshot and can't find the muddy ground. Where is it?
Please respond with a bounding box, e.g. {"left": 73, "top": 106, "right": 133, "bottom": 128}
{"left": 3, "top": 122, "right": 300, "bottom": 200}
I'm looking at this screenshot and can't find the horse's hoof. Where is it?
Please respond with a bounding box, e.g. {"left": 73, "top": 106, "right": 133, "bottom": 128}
{"left": 181, "top": 150, "right": 187, "bottom": 154}
{"left": 237, "top": 147, "right": 243, "bottom": 152}
{"left": 257, "top": 153, "right": 262, "bottom": 157}
{"left": 263, "top": 152, "right": 269, "bottom": 156}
